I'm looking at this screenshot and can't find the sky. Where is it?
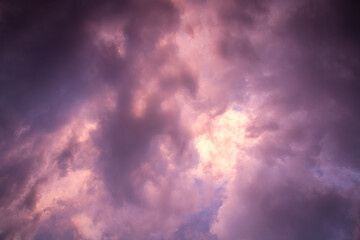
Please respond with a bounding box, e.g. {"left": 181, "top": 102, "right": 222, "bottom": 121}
{"left": 0, "top": 0, "right": 360, "bottom": 239}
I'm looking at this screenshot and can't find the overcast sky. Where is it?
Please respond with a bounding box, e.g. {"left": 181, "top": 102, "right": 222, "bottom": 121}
{"left": 1, "top": 0, "right": 360, "bottom": 239}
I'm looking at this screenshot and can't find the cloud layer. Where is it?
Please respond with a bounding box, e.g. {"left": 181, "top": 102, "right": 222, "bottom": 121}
{"left": 0, "top": 0, "right": 359, "bottom": 239}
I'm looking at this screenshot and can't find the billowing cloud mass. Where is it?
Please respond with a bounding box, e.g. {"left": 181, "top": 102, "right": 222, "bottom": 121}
{"left": 0, "top": 0, "right": 359, "bottom": 239}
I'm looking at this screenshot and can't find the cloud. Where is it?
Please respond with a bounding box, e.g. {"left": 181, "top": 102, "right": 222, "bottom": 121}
{"left": 1, "top": 0, "right": 360, "bottom": 239}
{"left": 211, "top": 0, "right": 360, "bottom": 239}
{"left": 0, "top": 0, "right": 203, "bottom": 239}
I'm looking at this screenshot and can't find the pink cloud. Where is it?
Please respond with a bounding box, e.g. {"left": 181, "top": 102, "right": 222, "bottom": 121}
{"left": 1, "top": 0, "right": 360, "bottom": 239}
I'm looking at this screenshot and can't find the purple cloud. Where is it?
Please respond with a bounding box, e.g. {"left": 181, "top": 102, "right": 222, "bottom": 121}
{"left": 0, "top": 0, "right": 359, "bottom": 239}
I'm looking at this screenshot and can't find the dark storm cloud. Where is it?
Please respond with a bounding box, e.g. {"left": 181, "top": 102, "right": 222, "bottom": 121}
{"left": 1, "top": 0, "right": 94, "bottom": 136}
{"left": 215, "top": 163, "right": 359, "bottom": 240}
{"left": 0, "top": 0, "right": 196, "bottom": 238}
{"left": 219, "top": 0, "right": 270, "bottom": 28}
{"left": 96, "top": 51, "right": 197, "bottom": 205}
{"left": 217, "top": 0, "right": 269, "bottom": 65}
{"left": 89, "top": 0, "right": 200, "bottom": 206}
{"left": 33, "top": 211, "right": 81, "bottom": 240}
{"left": 56, "top": 136, "right": 79, "bottom": 176}
{"left": 3, "top": 0, "right": 360, "bottom": 239}
{"left": 259, "top": 0, "right": 360, "bottom": 169}
{"left": 213, "top": 0, "right": 360, "bottom": 239}
{"left": 0, "top": 0, "right": 119, "bottom": 237}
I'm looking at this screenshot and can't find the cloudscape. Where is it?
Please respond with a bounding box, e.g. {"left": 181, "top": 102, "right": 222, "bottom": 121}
{"left": 1, "top": 0, "right": 360, "bottom": 239}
